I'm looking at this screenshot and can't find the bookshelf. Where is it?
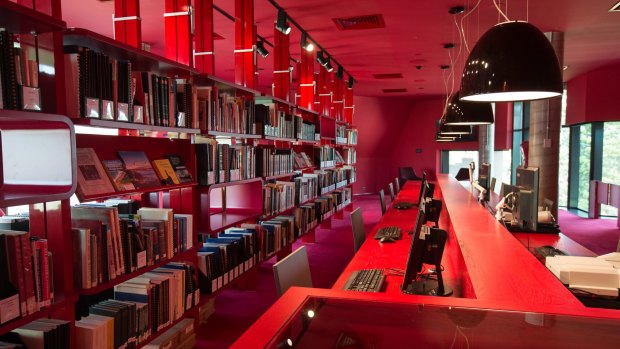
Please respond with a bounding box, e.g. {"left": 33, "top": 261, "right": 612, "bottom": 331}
{"left": 0, "top": 0, "right": 66, "bottom": 35}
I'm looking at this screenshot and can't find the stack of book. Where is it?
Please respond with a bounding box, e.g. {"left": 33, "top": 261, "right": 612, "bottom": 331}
{"left": 0, "top": 231, "right": 54, "bottom": 323}
{"left": 334, "top": 150, "right": 345, "bottom": 165}
{"left": 143, "top": 318, "right": 195, "bottom": 349}
{"left": 75, "top": 262, "right": 198, "bottom": 348}
{"left": 259, "top": 217, "right": 295, "bottom": 257}
{"left": 0, "top": 30, "right": 41, "bottom": 111}
{"left": 346, "top": 149, "right": 357, "bottom": 164}
{"left": 333, "top": 188, "right": 353, "bottom": 209}
{"left": 342, "top": 166, "right": 357, "bottom": 184}
{"left": 336, "top": 124, "right": 347, "bottom": 144}
{"left": 293, "top": 151, "right": 314, "bottom": 170}
{"left": 196, "top": 142, "right": 256, "bottom": 185}
{"left": 197, "top": 87, "right": 256, "bottom": 135}
{"left": 294, "top": 204, "right": 318, "bottom": 236}
{"left": 296, "top": 117, "right": 318, "bottom": 141}
{"left": 314, "top": 147, "right": 336, "bottom": 169}
{"left": 71, "top": 205, "right": 193, "bottom": 291}
{"left": 315, "top": 170, "right": 337, "bottom": 194}
{"left": 255, "top": 104, "right": 295, "bottom": 139}
{"left": 256, "top": 148, "right": 294, "bottom": 178}
{"left": 314, "top": 195, "right": 337, "bottom": 222}
{"left": 262, "top": 181, "right": 295, "bottom": 217}
{"left": 1, "top": 318, "right": 70, "bottom": 348}
{"left": 295, "top": 175, "right": 319, "bottom": 205}
{"left": 346, "top": 129, "right": 358, "bottom": 145}
{"left": 196, "top": 227, "right": 260, "bottom": 294}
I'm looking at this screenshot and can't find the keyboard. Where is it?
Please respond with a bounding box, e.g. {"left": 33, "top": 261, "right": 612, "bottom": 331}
{"left": 535, "top": 245, "right": 567, "bottom": 257}
{"left": 374, "top": 226, "right": 401, "bottom": 240}
{"left": 393, "top": 201, "right": 414, "bottom": 210}
{"left": 343, "top": 269, "right": 385, "bottom": 292}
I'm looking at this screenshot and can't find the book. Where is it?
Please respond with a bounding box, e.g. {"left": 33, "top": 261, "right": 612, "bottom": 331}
{"left": 117, "top": 151, "right": 161, "bottom": 189}
{"left": 101, "top": 159, "right": 136, "bottom": 192}
{"left": 165, "top": 155, "right": 194, "bottom": 183}
{"left": 76, "top": 148, "right": 116, "bottom": 198}
{"left": 151, "top": 159, "right": 180, "bottom": 185}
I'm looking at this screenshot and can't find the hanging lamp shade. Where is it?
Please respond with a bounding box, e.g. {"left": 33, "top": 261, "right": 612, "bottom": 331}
{"left": 460, "top": 21, "right": 562, "bottom": 102}
{"left": 443, "top": 92, "right": 494, "bottom": 125}
{"left": 439, "top": 122, "right": 472, "bottom": 135}
{"left": 436, "top": 133, "right": 456, "bottom": 142}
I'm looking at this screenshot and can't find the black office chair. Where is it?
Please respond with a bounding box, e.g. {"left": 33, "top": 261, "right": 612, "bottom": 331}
{"left": 424, "top": 199, "right": 443, "bottom": 228}
{"left": 388, "top": 182, "right": 395, "bottom": 201}
{"left": 395, "top": 178, "right": 401, "bottom": 194}
{"left": 454, "top": 168, "right": 470, "bottom": 181}
{"left": 399, "top": 167, "right": 422, "bottom": 185}
{"left": 379, "top": 189, "right": 387, "bottom": 215}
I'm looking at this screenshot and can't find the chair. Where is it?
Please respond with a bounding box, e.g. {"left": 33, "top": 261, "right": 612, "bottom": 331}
{"left": 490, "top": 177, "right": 497, "bottom": 193}
{"left": 273, "top": 246, "right": 313, "bottom": 297}
{"left": 425, "top": 199, "right": 443, "bottom": 228}
{"left": 388, "top": 182, "right": 395, "bottom": 201}
{"left": 395, "top": 178, "right": 401, "bottom": 194}
{"left": 350, "top": 208, "right": 366, "bottom": 253}
{"left": 379, "top": 189, "right": 387, "bottom": 215}
{"left": 399, "top": 166, "right": 422, "bottom": 185}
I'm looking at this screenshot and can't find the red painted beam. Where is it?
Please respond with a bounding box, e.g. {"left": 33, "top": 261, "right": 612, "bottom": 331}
{"left": 299, "top": 48, "right": 314, "bottom": 110}
{"left": 235, "top": 0, "right": 256, "bottom": 89}
{"left": 273, "top": 27, "right": 290, "bottom": 101}
{"left": 114, "top": 0, "right": 141, "bottom": 48}
{"left": 194, "top": 0, "right": 215, "bottom": 74}
{"left": 165, "top": 0, "right": 193, "bottom": 66}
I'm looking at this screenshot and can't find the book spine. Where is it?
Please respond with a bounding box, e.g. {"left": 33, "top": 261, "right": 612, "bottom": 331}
{"left": 39, "top": 239, "right": 51, "bottom": 307}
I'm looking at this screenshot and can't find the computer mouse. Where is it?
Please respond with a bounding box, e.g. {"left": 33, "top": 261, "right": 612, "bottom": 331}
{"left": 380, "top": 237, "right": 395, "bottom": 243}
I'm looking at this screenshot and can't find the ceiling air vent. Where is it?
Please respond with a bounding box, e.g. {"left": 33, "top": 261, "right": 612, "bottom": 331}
{"left": 383, "top": 88, "right": 407, "bottom": 93}
{"left": 373, "top": 73, "right": 403, "bottom": 79}
{"left": 333, "top": 14, "right": 385, "bottom": 31}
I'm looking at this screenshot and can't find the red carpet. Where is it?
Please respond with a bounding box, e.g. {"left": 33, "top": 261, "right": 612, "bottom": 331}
{"left": 195, "top": 194, "right": 384, "bottom": 348}
{"left": 558, "top": 209, "right": 620, "bottom": 255}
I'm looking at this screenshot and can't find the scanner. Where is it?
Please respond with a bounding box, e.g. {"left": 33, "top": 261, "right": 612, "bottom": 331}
{"left": 545, "top": 252, "right": 620, "bottom": 297}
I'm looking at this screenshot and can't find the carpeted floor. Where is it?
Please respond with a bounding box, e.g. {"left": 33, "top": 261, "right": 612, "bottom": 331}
{"left": 195, "top": 194, "right": 385, "bottom": 349}
{"left": 558, "top": 209, "right": 620, "bottom": 255}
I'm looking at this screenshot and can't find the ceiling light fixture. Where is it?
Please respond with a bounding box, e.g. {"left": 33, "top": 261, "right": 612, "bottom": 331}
{"left": 439, "top": 122, "right": 472, "bottom": 135}
{"left": 324, "top": 59, "right": 334, "bottom": 72}
{"left": 436, "top": 133, "right": 457, "bottom": 142}
{"left": 256, "top": 40, "right": 269, "bottom": 58}
{"left": 444, "top": 91, "right": 494, "bottom": 125}
{"left": 301, "top": 32, "right": 314, "bottom": 52}
{"left": 460, "top": 21, "right": 563, "bottom": 102}
{"left": 336, "top": 65, "right": 344, "bottom": 79}
{"left": 348, "top": 75, "right": 354, "bottom": 89}
{"left": 316, "top": 51, "right": 328, "bottom": 66}
{"left": 276, "top": 9, "right": 291, "bottom": 35}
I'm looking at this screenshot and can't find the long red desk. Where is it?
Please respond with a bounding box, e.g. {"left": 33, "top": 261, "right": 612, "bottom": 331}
{"left": 232, "top": 175, "right": 620, "bottom": 348}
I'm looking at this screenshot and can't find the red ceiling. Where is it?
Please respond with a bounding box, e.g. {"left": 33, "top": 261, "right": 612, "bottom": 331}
{"left": 61, "top": 0, "right": 620, "bottom": 97}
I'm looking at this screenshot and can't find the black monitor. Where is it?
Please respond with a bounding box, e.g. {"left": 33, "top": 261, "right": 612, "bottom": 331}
{"left": 401, "top": 200, "right": 452, "bottom": 296}
{"left": 477, "top": 163, "right": 491, "bottom": 202}
{"left": 515, "top": 167, "right": 539, "bottom": 231}
{"left": 415, "top": 172, "right": 428, "bottom": 207}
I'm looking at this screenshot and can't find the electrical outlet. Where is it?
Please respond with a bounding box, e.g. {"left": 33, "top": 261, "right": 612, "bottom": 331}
{"left": 361, "top": 186, "right": 367, "bottom": 191}
{"left": 544, "top": 139, "right": 552, "bottom": 148}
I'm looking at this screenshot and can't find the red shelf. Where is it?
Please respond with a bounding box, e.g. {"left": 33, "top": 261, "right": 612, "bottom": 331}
{"left": 256, "top": 96, "right": 295, "bottom": 108}
{"left": 263, "top": 172, "right": 297, "bottom": 181}
{"left": 0, "top": 294, "right": 76, "bottom": 336}
{"left": 203, "top": 178, "right": 262, "bottom": 190}
{"left": 297, "top": 106, "right": 319, "bottom": 116}
{"left": 206, "top": 208, "right": 262, "bottom": 234}
{"left": 206, "top": 130, "right": 262, "bottom": 139}
{"left": 64, "top": 28, "right": 198, "bottom": 76}
{"left": 0, "top": 0, "right": 66, "bottom": 34}
{"left": 295, "top": 139, "right": 320, "bottom": 145}
{"left": 263, "top": 136, "right": 296, "bottom": 142}
{"left": 195, "top": 75, "right": 261, "bottom": 96}
{"left": 335, "top": 120, "right": 350, "bottom": 126}
{"left": 77, "top": 246, "right": 198, "bottom": 296}
{"left": 320, "top": 115, "right": 336, "bottom": 121}
{"left": 78, "top": 182, "right": 197, "bottom": 202}
{"left": 72, "top": 118, "right": 201, "bottom": 135}
{"left": 294, "top": 166, "right": 316, "bottom": 172}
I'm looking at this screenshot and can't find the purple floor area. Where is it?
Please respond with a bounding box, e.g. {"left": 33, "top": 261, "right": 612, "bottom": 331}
{"left": 195, "top": 194, "right": 384, "bottom": 349}
{"left": 558, "top": 209, "right": 620, "bottom": 255}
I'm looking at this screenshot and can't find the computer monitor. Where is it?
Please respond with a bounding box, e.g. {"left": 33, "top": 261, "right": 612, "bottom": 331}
{"left": 515, "top": 166, "right": 539, "bottom": 231}
{"left": 401, "top": 200, "right": 452, "bottom": 296}
{"left": 477, "top": 163, "right": 491, "bottom": 202}
{"left": 415, "top": 172, "right": 428, "bottom": 207}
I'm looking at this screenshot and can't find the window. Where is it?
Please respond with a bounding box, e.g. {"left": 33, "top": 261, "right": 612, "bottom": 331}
{"left": 558, "top": 88, "right": 570, "bottom": 208}
{"left": 601, "top": 122, "right": 620, "bottom": 216}
{"left": 511, "top": 102, "right": 529, "bottom": 184}
{"left": 448, "top": 151, "right": 478, "bottom": 179}
{"left": 577, "top": 124, "right": 592, "bottom": 212}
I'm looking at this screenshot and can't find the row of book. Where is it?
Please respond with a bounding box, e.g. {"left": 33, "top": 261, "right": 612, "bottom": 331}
{"left": 255, "top": 104, "right": 296, "bottom": 139}
{"left": 347, "top": 129, "right": 358, "bottom": 145}
{"left": 76, "top": 148, "right": 194, "bottom": 199}
{"left": 256, "top": 148, "right": 294, "bottom": 178}
{"left": 294, "top": 176, "right": 319, "bottom": 205}
{"left": 197, "top": 86, "right": 257, "bottom": 135}
{"left": 143, "top": 318, "right": 195, "bottom": 349}
{"left": 71, "top": 205, "right": 193, "bottom": 290}
{"left": 314, "top": 147, "right": 336, "bottom": 169}
{"left": 0, "top": 231, "right": 54, "bottom": 324}
{"left": 64, "top": 45, "right": 196, "bottom": 128}
{"left": 0, "top": 318, "right": 70, "bottom": 349}
{"left": 197, "top": 227, "right": 260, "bottom": 294}
{"left": 293, "top": 151, "right": 314, "bottom": 170}
{"left": 196, "top": 142, "right": 256, "bottom": 185}
{"left": 0, "top": 30, "right": 41, "bottom": 111}
{"left": 75, "top": 262, "right": 198, "bottom": 349}
{"left": 336, "top": 124, "right": 347, "bottom": 144}
{"left": 346, "top": 149, "right": 357, "bottom": 164}
{"left": 262, "top": 181, "right": 295, "bottom": 217}
{"left": 296, "top": 118, "right": 318, "bottom": 141}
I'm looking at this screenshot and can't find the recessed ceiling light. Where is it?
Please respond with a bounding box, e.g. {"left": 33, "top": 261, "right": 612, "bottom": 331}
{"left": 610, "top": 1, "right": 620, "bottom": 12}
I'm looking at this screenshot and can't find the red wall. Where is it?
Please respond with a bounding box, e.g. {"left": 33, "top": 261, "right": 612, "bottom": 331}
{"left": 566, "top": 60, "right": 620, "bottom": 125}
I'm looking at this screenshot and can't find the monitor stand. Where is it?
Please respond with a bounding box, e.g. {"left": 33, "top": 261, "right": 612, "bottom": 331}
{"left": 403, "top": 228, "right": 453, "bottom": 297}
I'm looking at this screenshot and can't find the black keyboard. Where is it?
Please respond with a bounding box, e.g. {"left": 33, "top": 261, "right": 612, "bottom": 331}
{"left": 374, "top": 226, "right": 401, "bottom": 240}
{"left": 535, "top": 245, "right": 567, "bottom": 257}
{"left": 394, "top": 201, "right": 414, "bottom": 210}
{"left": 343, "top": 269, "right": 385, "bottom": 292}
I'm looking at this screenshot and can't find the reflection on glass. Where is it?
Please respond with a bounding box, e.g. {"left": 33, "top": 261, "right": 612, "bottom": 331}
{"left": 578, "top": 124, "right": 592, "bottom": 212}
{"left": 558, "top": 88, "right": 569, "bottom": 208}
{"left": 602, "top": 122, "right": 620, "bottom": 216}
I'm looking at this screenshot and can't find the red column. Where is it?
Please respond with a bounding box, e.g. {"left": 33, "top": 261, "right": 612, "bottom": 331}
{"left": 333, "top": 76, "right": 344, "bottom": 120}
{"left": 235, "top": 0, "right": 256, "bottom": 89}
{"left": 195, "top": 0, "right": 215, "bottom": 74}
{"left": 164, "top": 0, "right": 193, "bottom": 66}
{"left": 344, "top": 87, "right": 354, "bottom": 124}
{"left": 273, "top": 28, "right": 290, "bottom": 101}
{"left": 113, "top": 0, "right": 142, "bottom": 48}
{"left": 299, "top": 48, "right": 315, "bottom": 110}
{"left": 317, "top": 67, "right": 331, "bottom": 115}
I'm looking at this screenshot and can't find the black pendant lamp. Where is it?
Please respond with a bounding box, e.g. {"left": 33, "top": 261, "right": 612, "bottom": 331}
{"left": 460, "top": 21, "right": 562, "bottom": 102}
{"left": 436, "top": 133, "right": 456, "bottom": 142}
{"left": 439, "top": 122, "right": 472, "bottom": 135}
{"left": 443, "top": 91, "right": 494, "bottom": 125}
